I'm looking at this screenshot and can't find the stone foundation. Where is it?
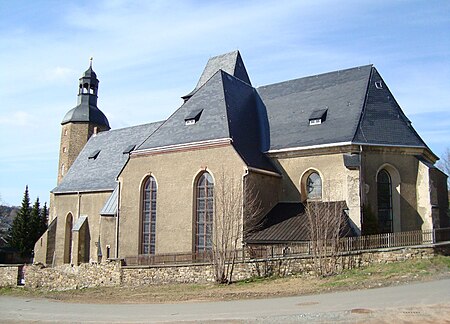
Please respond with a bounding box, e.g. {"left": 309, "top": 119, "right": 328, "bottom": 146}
{"left": 2, "top": 244, "right": 445, "bottom": 290}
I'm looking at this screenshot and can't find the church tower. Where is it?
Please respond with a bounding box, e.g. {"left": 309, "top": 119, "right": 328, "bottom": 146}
{"left": 57, "top": 60, "right": 110, "bottom": 184}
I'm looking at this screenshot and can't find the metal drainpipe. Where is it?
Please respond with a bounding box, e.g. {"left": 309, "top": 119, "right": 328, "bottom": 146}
{"left": 242, "top": 168, "right": 249, "bottom": 261}
{"left": 115, "top": 182, "right": 121, "bottom": 259}
{"left": 359, "top": 145, "right": 364, "bottom": 233}
{"left": 77, "top": 192, "right": 81, "bottom": 220}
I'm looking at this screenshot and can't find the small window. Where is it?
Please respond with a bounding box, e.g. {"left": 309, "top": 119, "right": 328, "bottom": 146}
{"left": 308, "top": 109, "right": 327, "bottom": 126}
{"left": 309, "top": 119, "right": 322, "bottom": 126}
{"left": 375, "top": 81, "right": 383, "bottom": 89}
{"left": 88, "top": 149, "right": 101, "bottom": 159}
{"left": 64, "top": 129, "right": 68, "bottom": 136}
{"left": 185, "top": 109, "right": 203, "bottom": 125}
{"left": 63, "top": 147, "right": 67, "bottom": 153}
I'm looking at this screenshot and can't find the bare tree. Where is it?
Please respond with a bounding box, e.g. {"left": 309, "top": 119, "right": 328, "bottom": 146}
{"left": 305, "top": 200, "right": 348, "bottom": 276}
{"left": 212, "top": 171, "right": 262, "bottom": 284}
{"left": 437, "top": 147, "right": 450, "bottom": 186}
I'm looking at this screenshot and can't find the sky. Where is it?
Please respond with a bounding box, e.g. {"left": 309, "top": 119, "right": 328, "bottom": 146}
{"left": 0, "top": 0, "right": 449, "bottom": 206}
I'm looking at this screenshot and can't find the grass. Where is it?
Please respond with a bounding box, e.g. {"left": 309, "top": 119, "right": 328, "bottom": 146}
{"left": 1, "top": 255, "right": 449, "bottom": 304}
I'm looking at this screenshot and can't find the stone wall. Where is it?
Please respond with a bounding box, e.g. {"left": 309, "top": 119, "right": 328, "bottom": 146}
{"left": 24, "top": 261, "right": 121, "bottom": 290}
{"left": 3, "top": 244, "right": 445, "bottom": 290}
{"left": 122, "top": 263, "right": 215, "bottom": 286}
{"left": 0, "top": 265, "right": 20, "bottom": 287}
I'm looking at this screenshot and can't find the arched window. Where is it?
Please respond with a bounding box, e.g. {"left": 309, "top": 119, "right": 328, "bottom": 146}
{"left": 141, "top": 176, "right": 157, "bottom": 254}
{"left": 195, "top": 172, "right": 214, "bottom": 253}
{"left": 306, "top": 172, "right": 322, "bottom": 199}
{"left": 377, "top": 169, "right": 393, "bottom": 233}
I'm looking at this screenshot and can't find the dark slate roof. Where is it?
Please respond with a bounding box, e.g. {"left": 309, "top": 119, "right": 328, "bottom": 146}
{"left": 246, "top": 201, "right": 354, "bottom": 243}
{"left": 352, "top": 68, "right": 428, "bottom": 148}
{"left": 258, "top": 65, "right": 430, "bottom": 152}
{"left": 182, "top": 50, "right": 251, "bottom": 99}
{"left": 137, "top": 70, "right": 277, "bottom": 172}
{"left": 53, "top": 122, "right": 163, "bottom": 193}
{"left": 257, "top": 65, "right": 373, "bottom": 150}
{"left": 61, "top": 104, "right": 110, "bottom": 127}
{"left": 82, "top": 66, "right": 97, "bottom": 78}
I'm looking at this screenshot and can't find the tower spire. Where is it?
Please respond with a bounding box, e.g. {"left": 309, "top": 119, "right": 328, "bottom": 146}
{"left": 89, "top": 57, "right": 93, "bottom": 68}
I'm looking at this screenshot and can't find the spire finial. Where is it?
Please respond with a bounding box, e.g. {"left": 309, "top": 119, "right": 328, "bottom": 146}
{"left": 89, "top": 57, "right": 93, "bottom": 68}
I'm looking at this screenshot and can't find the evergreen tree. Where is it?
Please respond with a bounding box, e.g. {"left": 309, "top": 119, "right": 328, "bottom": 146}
{"left": 40, "top": 202, "right": 48, "bottom": 236}
{"left": 30, "top": 197, "right": 41, "bottom": 249}
{"left": 8, "top": 186, "right": 32, "bottom": 257}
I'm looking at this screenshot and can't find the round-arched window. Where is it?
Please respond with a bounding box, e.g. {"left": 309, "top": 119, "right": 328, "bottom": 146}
{"left": 306, "top": 172, "right": 322, "bottom": 199}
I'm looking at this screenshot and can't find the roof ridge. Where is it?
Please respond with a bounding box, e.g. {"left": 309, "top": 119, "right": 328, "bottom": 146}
{"left": 258, "top": 64, "right": 374, "bottom": 90}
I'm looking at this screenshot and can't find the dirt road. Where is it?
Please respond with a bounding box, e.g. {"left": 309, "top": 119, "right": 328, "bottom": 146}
{"left": 1, "top": 279, "right": 449, "bottom": 323}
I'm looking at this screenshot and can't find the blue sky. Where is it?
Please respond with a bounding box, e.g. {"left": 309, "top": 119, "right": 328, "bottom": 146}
{"left": 0, "top": 0, "right": 449, "bottom": 206}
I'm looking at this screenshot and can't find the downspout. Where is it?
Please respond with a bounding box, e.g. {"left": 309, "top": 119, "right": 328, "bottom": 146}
{"left": 359, "top": 145, "right": 364, "bottom": 234}
{"left": 77, "top": 192, "right": 81, "bottom": 220}
{"left": 241, "top": 168, "right": 250, "bottom": 259}
{"left": 115, "top": 182, "right": 121, "bottom": 259}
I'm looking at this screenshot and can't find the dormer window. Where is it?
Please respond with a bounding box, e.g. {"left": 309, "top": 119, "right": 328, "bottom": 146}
{"left": 184, "top": 109, "right": 203, "bottom": 125}
{"left": 88, "top": 149, "right": 101, "bottom": 160}
{"left": 309, "top": 109, "right": 327, "bottom": 126}
{"left": 375, "top": 81, "right": 383, "bottom": 89}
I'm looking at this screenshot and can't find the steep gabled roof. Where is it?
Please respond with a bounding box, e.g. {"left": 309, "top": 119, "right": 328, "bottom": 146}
{"left": 137, "top": 70, "right": 276, "bottom": 172}
{"left": 258, "top": 65, "right": 373, "bottom": 151}
{"left": 182, "top": 50, "right": 251, "bottom": 100}
{"left": 53, "top": 122, "right": 163, "bottom": 193}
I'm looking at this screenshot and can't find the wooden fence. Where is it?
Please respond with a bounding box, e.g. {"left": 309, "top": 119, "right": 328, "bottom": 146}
{"left": 125, "top": 227, "right": 450, "bottom": 266}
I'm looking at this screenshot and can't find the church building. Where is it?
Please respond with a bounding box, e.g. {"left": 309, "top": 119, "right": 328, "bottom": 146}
{"left": 34, "top": 51, "right": 448, "bottom": 266}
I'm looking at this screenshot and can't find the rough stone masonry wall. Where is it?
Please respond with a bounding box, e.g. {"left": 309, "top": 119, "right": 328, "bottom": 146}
{"left": 9, "top": 245, "right": 444, "bottom": 290}
{"left": 121, "top": 263, "right": 216, "bottom": 286}
{"left": 0, "top": 265, "right": 19, "bottom": 287}
{"left": 24, "top": 261, "right": 121, "bottom": 290}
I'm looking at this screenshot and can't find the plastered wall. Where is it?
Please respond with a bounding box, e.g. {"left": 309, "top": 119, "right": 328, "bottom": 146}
{"left": 118, "top": 144, "right": 246, "bottom": 258}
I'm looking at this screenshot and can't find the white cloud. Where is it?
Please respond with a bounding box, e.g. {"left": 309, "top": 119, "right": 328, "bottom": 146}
{"left": 0, "top": 111, "right": 33, "bottom": 126}
{"left": 44, "top": 66, "right": 74, "bottom": 82}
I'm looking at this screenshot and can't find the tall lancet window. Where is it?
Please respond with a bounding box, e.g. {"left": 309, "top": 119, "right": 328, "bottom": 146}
{"left": 142, "top": 176, "right": 157, "bottom": 254}
{"left": 195, "top": 172, "right": 214, "bottom": 254}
